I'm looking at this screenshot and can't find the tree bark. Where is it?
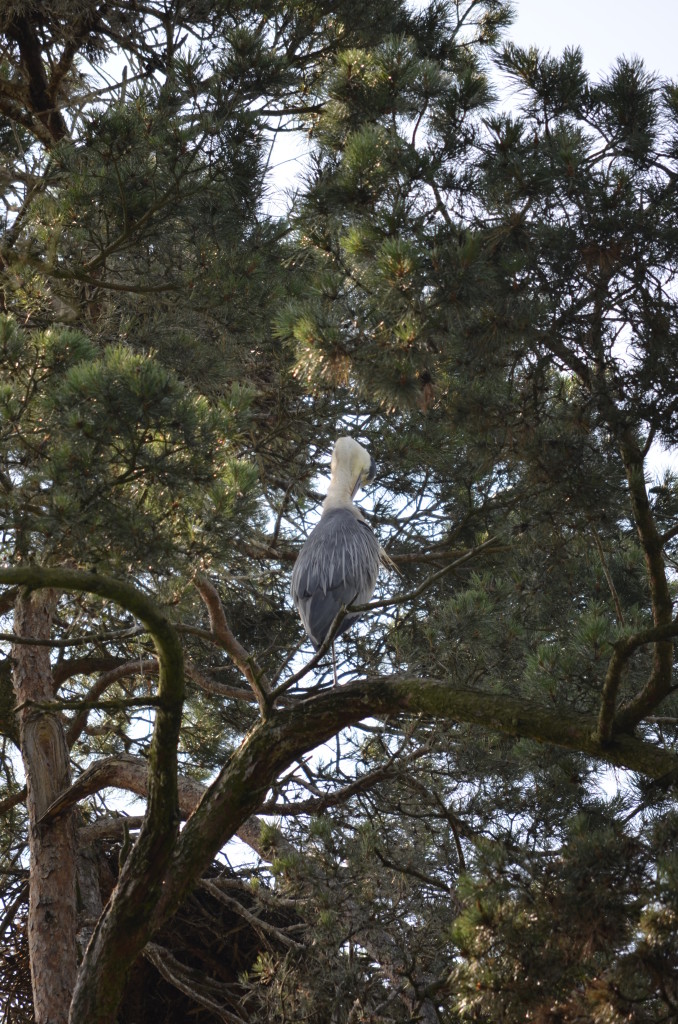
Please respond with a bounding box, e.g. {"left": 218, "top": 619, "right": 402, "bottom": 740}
{"left": 12, "top": 589, "right": 78, "bottom": 1024}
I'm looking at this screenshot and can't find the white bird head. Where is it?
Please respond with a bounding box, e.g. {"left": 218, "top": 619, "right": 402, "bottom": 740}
{"left": 323, "top": 437, "right": 376, "bottom": 511}
{"left": 332, "top": 436, "right": 376, "bottom": 494}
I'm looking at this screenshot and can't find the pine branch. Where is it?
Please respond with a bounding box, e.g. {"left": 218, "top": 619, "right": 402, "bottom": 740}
{"left": 0, "top": 785, "right": 26, "bottom": 815}
{"left": 350, "top": 535, "right": 499, "bottom": 613}
{"left": 65, "top": 660, "right": 158, "bottom": 747}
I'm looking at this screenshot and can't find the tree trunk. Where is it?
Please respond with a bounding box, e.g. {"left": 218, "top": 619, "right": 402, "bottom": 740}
{"left": 13, "top": 589, "right": 78, "bottom": 1024}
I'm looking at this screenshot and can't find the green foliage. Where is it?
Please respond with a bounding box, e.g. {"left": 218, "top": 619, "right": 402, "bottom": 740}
{"left": 0, "top": 316, "right": 258, "bottom": 571}
{"left": 0, "top": 1, "right": 678, "bottom": 1022}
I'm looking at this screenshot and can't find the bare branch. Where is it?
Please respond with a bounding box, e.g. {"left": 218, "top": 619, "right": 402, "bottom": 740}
{"left": 199, "top": 879, "right": 305, "bottom": 950}
{"left": 143, "top": 943, "right": 245, "bottom": 1024}
{"left": 350, "top": 535, "right": 499, "bottom": 615}
{"left": 588, "top": 523, "right": 625, "bottom": 626}
{"left": 194, "top": 574, "right": 271, "bottom": 716}
{"left": 260, "top": 744, "right": 427, "bottom": 816}
{"left": 66, "top": 660, "right": 157, "bottom": 747}
{"left": 0, "top": 625, "right": 146, "bottom": 647}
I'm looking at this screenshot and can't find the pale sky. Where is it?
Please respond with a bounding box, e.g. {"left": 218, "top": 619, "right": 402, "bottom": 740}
{"left": 508, "top": 0, "right": 677, "bottom": 79}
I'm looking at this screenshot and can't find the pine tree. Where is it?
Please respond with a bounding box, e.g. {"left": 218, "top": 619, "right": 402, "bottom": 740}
{"left": 0, "top": 2, "right": 677, "bottom": 1022}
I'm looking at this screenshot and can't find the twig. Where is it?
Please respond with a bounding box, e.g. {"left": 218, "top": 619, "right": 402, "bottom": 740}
{"left": 258, "top": 748, "right": 426, "bottom": 816}
{"left": 0, "top": 625, "right": 146, "bottom": 647}
{"left": 588, "top": 523, "right": 625, "bottom": 626}
{"left": 199, "top": 879, "right": 305, "bottom": 950}
{"left": 374, "top": 845, "right": 451, "bottom": 893}
{"left": 0, "top": 880, "right": 29, "bottom": 938}
{"left": 272, "top": 604, "right": 350, "bottom": 697}
{"left": 350, "top": 535, "right": 498, "bottom": 614}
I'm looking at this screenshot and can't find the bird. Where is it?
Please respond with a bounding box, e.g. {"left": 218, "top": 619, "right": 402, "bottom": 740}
{"left": 291, "top": 436, "right": 381, "bottom": 683}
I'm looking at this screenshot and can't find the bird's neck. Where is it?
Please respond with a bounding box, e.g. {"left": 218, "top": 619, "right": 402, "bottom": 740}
{"left": 323, "top": 468, "right": 363, "bottom": 517}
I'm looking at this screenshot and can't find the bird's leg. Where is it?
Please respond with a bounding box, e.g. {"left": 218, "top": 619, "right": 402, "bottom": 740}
{"left": 332, "top": 640, "right": 342, "bottom": 770}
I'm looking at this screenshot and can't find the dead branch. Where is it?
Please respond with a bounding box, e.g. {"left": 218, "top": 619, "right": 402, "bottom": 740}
{"left": 193, "top": 574, "right": 271, "bottom": 716}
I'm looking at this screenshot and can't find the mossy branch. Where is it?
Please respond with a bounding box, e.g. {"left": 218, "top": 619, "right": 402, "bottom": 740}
{"left": 150, "top": 673, "right": 678, "bottom": 936}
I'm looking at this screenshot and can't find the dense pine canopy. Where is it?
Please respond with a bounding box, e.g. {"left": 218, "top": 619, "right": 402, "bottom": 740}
{"left": 0, "top": 2, "right": 677, "bottom": 1021}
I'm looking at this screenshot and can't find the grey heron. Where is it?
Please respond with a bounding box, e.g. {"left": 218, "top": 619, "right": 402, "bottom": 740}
{"left": 291, "top": 436, "right": 380, "bottom": 683}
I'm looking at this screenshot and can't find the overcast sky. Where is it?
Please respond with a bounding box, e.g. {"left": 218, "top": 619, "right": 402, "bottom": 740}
{"left": 508, "top": 0, "right": 676, "bottom": 78}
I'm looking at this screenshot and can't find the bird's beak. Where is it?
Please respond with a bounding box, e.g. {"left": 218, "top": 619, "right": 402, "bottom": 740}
{"left": 352, "top": 457, "right": 376, "bottom": 498}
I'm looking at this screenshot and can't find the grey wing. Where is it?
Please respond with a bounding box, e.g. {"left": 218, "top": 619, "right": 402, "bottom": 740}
{"left": 291, "top": 510, "right": 380, "bottom": 649}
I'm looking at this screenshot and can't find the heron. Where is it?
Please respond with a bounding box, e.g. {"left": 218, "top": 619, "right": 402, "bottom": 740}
{"left": 291, "top": 436, "right": 381, "bottom": 684}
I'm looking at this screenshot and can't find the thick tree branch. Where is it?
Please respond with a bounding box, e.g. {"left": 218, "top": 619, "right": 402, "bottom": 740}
{"left": 4, "top": 15, "right": 69, "bottom": 143}
{"left": 79, "top": 816, "right": 145, "bottom": 844}
{"left": 38, "top": 754, "right": 203, "bottom": 824}
{"left": 150, "top": 674, "right": 678, "bottom": 943}
{"left": 37, "top": 752, "right": 281, "bottom": 862}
